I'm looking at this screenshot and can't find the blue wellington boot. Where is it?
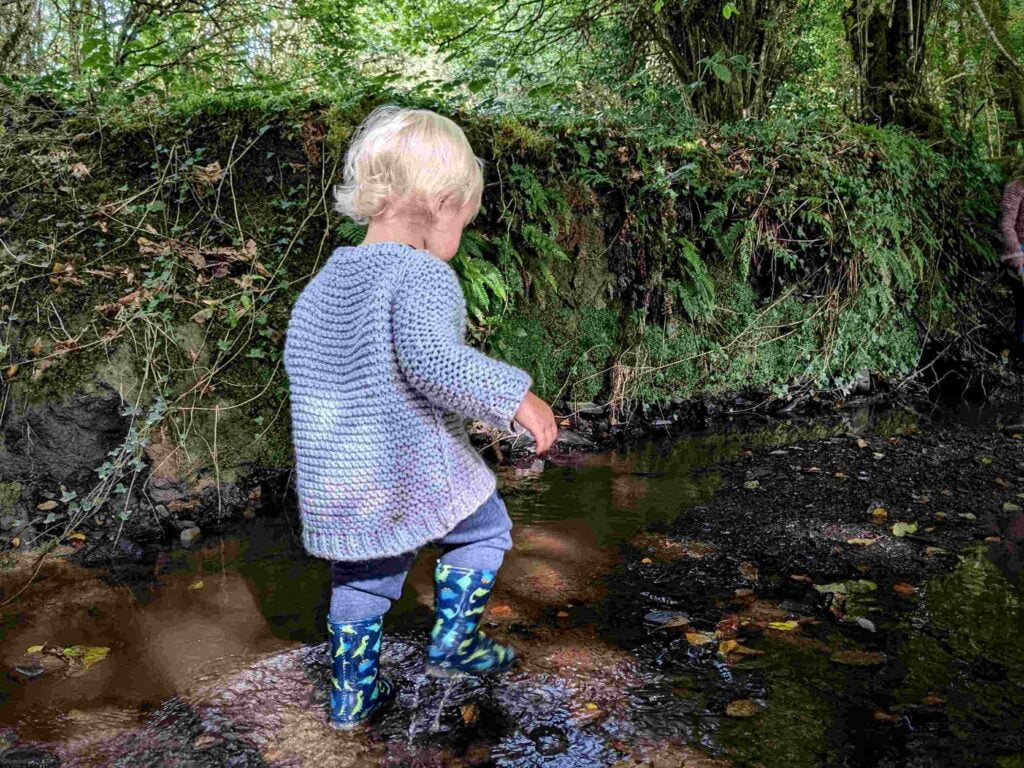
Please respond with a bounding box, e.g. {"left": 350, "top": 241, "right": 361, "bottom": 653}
{"left": 425, "top": 562, "right": 517, "bottom": 678}
{"left": 327, "top": 615, "right": 396, "bottom": 729}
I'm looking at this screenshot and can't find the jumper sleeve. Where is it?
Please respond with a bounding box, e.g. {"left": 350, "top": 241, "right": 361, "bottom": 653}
{"left": 392, "top": 254, "right": 532, "bottom": 431}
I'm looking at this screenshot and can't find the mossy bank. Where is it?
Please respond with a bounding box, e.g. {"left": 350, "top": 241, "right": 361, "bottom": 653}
{"left": 0, "top": 88, "right": 1016, "bottom": 553}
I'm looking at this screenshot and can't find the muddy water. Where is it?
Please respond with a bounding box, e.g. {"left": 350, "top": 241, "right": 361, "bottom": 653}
{"left": 1, "top": 404, "right": 1020, "bottom": 767}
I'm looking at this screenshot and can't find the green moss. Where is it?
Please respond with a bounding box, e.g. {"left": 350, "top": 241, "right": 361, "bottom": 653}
{"left": 0, "top": 482, "right": 23, "bottom": 514}
{"left": 0, "top": 97, "right": 1002, "bottom": 482}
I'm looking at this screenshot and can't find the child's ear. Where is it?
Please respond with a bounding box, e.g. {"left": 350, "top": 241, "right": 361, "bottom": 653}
{"left": 434, "top": 190, "right": 456, "bottom": 213}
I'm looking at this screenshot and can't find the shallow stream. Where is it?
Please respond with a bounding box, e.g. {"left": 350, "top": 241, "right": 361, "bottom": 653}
{"left": 1, "top": 403, "right": 1022, "bottom": 767}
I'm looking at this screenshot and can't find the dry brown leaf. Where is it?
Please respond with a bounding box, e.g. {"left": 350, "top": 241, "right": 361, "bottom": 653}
{"left": 726, "top": 699, "right": 759, "bottom": 717}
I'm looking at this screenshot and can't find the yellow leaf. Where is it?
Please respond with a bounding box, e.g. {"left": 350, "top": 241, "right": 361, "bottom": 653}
{"left": 189, "top": 579, "right": 204, "bottom": 590}
{"left": 719, "top": 639, "right": 763, "bottom": 656}
{"left": 26, "top": 645, "right": 44, "bottom": 654}
{"left": 61, "top": 645, "right": 109, "bottom": 670}
{"left": 769, "top": 621, "right": 800, "bottom": 631}
{"left": 67, "top": 532, "right": 87, "bottom": 541}
{"left": 726, "top": 699, "right": 759, "bottom": 717}
{"left": 36, "top": 500, "right": 59, "bottom": 511}
{"left": 846, "top": 538, "right": 878, "bottom": 546}
{"left": 584, "top": 702, "right": 599, "bottom": 710}
{"left": 686, "top": 631, "right": 715, "bottom": 645}
{"left": 10, "top": 537, "right": 20, "bottom": 548}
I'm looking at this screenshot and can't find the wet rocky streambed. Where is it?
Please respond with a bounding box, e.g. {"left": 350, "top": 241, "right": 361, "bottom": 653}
{"left": 1, "top": 402, "right": 1024, "bottom": 767}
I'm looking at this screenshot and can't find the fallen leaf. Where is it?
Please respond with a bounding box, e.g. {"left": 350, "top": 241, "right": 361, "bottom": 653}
{"left": 659, "top": 616, "right": 690, "bottom": 632}
{"left": 922, "top": 694, "right": 945, "bottom": 706}
{"left": 37, "top": 500, "right": 59, "bottom": 511}
{"left": 855, "top": 438, "right": 869, "bottom": 449}
{"left": 891, "top": 522, "right": 918, "bottom": 537}
{"left": 871, "top": 507, "right": 888, "bottom": 525}
{"left": 1003, "top": 502, "right": 1022, "bottom": 512}
{"left": 11, "top": 537, "right": 20, "bottom": 548}
{"left": 726, "top": 699, "right": 759, "bottom": 717}
{"left": 872, "top": 709, "right": 901, "bottom": 723}
{"left": 847, "top": 537, "right": 878, "bottom": 547}
{"left": 743, "top": 480, "right": 760, "bottom": 490}
{"left": 719, "top": 639, "right": 764, "bottom": 657}
{"left": 814, "top": 580, "right": 877, "bottom": 596}
{"left": 739, "top": 562, "right": 759, "bottom": 580}
{"left": 984, "top": 536, "right": 1002, "bottom": 543}
{"left": 640, "top": 557, "right": 653, "bottom": 564}
{"left": 461, "top": 702, "right": 478, "bottom": 725}
{"left": 189, "top": 579, "right": 204, "bottom": 590}
{"left": 26, "top": 645, "right": 45, "bottom": 655}
{"left": 790, "top": 574, "right": 813, "bottom": 584}
{"left": 66, "top": 532, "right": 86, "bottom": 542}
{"left": 893, "top": 583, "right": 918, "bottom": 597}
{"left": 716, "top": 615, "right": 740, "bottom": 637}
{"left": 61, "top": 646, "right": 109, "bottom": 671}
{"left": 830, "top": 650, "right": 886, "bottom": 666}
{"left": 768, "top": 621, "right": 800, "bottom": 631}
{"left": 685, "top": 631, "right": 715, "bottom": 645}
{"left": 856, "top": 617, "right": 876, "bottom": 633}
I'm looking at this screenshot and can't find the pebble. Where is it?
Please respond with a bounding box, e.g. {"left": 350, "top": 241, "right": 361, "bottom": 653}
{"left": 12, "top": 665, "right": 45, "bottom": 680}
{"left": 170, "top": 519, "right": 197, "bottom": 531}
{"left": 180, "top": 527, "right": 201, "bottom": 546}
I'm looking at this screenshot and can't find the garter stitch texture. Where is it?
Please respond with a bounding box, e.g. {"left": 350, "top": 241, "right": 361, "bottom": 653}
{"left": 283, "top": 241, "right": 532, "bottom": 561}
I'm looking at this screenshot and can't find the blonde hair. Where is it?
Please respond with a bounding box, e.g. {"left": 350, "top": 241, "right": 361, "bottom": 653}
{"left": 334, "top": 105, "right": 485, "bottom": 225}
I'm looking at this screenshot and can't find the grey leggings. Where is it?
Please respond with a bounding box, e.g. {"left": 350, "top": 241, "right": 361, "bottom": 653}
{"left": 328, "top": 489, "right": 513, "bottom": 622}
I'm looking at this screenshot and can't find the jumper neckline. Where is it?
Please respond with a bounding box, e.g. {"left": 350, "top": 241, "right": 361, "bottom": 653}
{"left": 357, "top": 240, "right": 417, "bottom": 250}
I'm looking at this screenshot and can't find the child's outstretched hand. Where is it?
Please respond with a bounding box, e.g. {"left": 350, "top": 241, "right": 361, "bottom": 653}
{"left": 514, "top": 391, "right": 558, "bottom": 454}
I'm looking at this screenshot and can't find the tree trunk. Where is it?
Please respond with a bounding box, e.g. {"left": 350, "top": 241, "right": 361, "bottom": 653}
{"left": 637, "top": 0, "right": 804, "bottom": 123}
{"left": 844, "top": 0, "right": 937, "bottom": 128}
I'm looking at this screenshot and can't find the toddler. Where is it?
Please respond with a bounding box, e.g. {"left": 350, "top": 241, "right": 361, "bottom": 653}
{"left": 283, "top": 104, "right": 557, "bottom": 729}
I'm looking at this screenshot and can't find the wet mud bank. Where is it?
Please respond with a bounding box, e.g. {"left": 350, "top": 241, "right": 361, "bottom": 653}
{"left": 2, "top": 402, "right": 1024, "bottom": 767}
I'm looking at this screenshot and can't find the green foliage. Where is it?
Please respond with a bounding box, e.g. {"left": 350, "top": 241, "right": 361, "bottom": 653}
{"left": 0, "top": 89, "right": 1003, "bottom": 433}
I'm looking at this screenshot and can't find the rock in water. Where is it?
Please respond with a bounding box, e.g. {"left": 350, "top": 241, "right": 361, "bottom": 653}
{"left": 181, "top": 526, "right": 202, "bottom": 546}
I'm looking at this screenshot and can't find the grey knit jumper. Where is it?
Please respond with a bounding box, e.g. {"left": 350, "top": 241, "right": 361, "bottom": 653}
{"left": 283, "top": 241, "right": 532, "bottom": 561}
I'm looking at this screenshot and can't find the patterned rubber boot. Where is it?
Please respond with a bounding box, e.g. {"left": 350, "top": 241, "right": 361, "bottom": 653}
{"left": 425, "top": 562, "right": 517, "bottom": 678}
{"left": 327, "top": 615, "right": 396, "bottom": 729}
